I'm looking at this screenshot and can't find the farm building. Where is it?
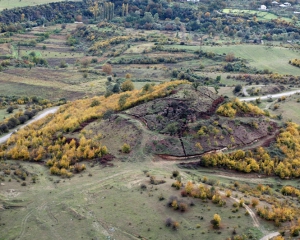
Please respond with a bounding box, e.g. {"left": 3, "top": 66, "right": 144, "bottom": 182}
{"left": 259, "top": 5, "right": 268, "bottom": 10}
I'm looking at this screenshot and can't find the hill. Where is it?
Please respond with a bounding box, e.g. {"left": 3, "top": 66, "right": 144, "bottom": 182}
{"left": 0, "top": 82, "right": 279, "bottom": 173}
{"left": 1, "top": 81, "right": 300, "bottom": 239}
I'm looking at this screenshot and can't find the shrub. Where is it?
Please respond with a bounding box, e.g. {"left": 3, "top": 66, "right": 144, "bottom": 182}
{"left": 251, "top": 198, "right": 259, "bottom": 207}
{"left": 118, "top": 93, "right": 130, "bottom": 108}
{"left": 172, "top": 170, "right": 179, "bottom": 177}
{"left": 6, "top": 106, "right": 14, "bottom": 113}
{"left": 179, "top": 202, "right": 188, "bottom": 212}
{"left": 0, "top": 124, "right": 9, "bottom": 133}
{"left": 172, "top": 180, "right": 182, "bottom": 190}
{"left": 142, "top": 83, "right": 153, "bottom": 92}
{"left": 73, "top": 163, "right": 86, "bottom": 173}
{"left": 181, "top": 190, "right": 188, "bottom": 197}
{"left": 102, "top": 64, "right": 112, "bottom": 75}
{"left": 90, "top": 99, "right": 100, "bottom": 107}
{"left": 239, "top": 199, "right": 244, "bottom": 207}
{"left": 158, "top": 193, "right": 165, "bottom": 201}
{"left": 171, "top": 200, "right": 178, "bottom": 210}
{"left": 233, "top": 84, "right": 243, "bottom": 93}
{"left": 211, "top": 214, "right": 221, "bottom": 228}
{"left": 233, "top": 202, "right": 239, "bottom": 207}
{"left": 121, "top": 143, "right": 131, "bottom": 153}
{"left": 59, "top": 60, "right": 67, "bottom": 68}
{"left": 7, "top": 117, "right": 19, "bottom": 129}
{"left": 121, "top": 80, "right": 134, "bottom": 92}
{"left": 172, "top": 221, "right": 180, "bottom": 230}
{"left": 165, "top": 217, "right": 173, "bottom": 227}
{"left": 225, "top": 53, "right": 235, "bottom": 62}
{"left": 18, "top": 115, "right": 29, "bottom": 124}
{"left": 225, "top": 190, "right": 232, "bottom": 197}
{"left": 166, "top": 122, "right": 178, "bottom": 135}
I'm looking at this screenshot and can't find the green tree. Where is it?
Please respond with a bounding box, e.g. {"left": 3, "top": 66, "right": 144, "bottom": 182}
{"left": 112, "top": 83, "right": 120, "bottom": 93}
{"left": 143, "top": 12, "right": 154, "bottom": 23}
{"left": 6, "top": 106, "right": 14, "bottom": 113}
{"left": 154, "top": 13, "right": 159, "bottom": 22}
{"left": 121, "top": 80, "right": 134, "bottom": 92}
{"left": 118, "top": 94, "right": 130, "bottom": 108}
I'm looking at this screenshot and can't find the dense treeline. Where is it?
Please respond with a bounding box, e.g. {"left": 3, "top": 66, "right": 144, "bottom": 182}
{"left": 0, "top": 2, "right": 86, "bottom": 28}
{"left": 0, "top": 81, "right": 186, "bottom": 176}
{"left": 0, "top": 0, "right": 299, "bottom": 43}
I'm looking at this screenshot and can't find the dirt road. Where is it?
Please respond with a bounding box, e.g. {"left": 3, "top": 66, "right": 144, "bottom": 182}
{"left": 240, "top": 90, "right": 300, "bottom": 102}
{"left": 0, "top": 106, "right": 59, "bottom": 144}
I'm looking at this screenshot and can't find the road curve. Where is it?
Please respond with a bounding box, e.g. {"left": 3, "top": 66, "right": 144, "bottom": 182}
{"left": 0, "top": 106, "right": 59, "bottom": 144}
{"left": 240, "top": 90, "right": 300, "bottom": 102}
{"left": 242, "top": 86, "right": 250, "bottom": 97}
{"left": 259, "top": 232, "right": 280, "bottom": 240}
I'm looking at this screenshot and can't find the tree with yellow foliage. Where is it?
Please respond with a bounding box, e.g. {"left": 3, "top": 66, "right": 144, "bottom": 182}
{"left": 89, "top": 1, "right": 99, "bottom": 20}
{"left": 0, "top": 81, "right": 187, "bottom": 177}
{"left": 212, "top": 214, "right": 221, "bottom": 228}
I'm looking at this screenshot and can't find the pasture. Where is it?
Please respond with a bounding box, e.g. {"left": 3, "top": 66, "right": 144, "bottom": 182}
{"left": 0, "top": 0, "right": 81, "bottom": 11}
{"left": 222, "top": 9, "right": 292, "bottom": 22}
{"left": 201, "top": 45, "right": 300, "bottom": 76}
{"left": 0, "top": 160, "right": 275, "bottom": 240}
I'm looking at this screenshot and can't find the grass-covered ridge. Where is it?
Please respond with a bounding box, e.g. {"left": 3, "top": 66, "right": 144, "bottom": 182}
{"left": 0, "top": 80, "right": 186, "bottom": 176}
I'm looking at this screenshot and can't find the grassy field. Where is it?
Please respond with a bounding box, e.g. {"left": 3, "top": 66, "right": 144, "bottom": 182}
{"left": 266, "top": 93, "right": 300, "bottom": 124}
{"left": 1, "top": 23, "right": 299, "bottom": 103}
{"left": 0, "top": 108, "right": 14, "bottom": 120}
{"left": 201, "top": 45, "right": 300, "bottom": 76}
{"left": 0, "top": 24, "right": 109, "bottom": 100}
{"left": 0, "top": 0, "right": 81, "bottom": 10}
{"left": 161, "top": 43, "right": 300, "bottom": 75}
{"left": 0, "top": 160, "right": 277, "bottom": 240}
{"left": 222, "top": 9, "right": 292, "bottom": 22}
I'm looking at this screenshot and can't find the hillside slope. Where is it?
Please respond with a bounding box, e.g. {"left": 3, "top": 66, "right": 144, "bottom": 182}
{"left": 0, "top": 81, "right": 281, "bottom": 177}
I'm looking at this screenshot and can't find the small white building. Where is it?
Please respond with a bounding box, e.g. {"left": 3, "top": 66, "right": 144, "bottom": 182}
{"left": 284, "top": 2, "right": 291, "bottom": 6}
{"left": 259, "top": 5, "right": 267, "bottom": 10}
{"left": 272, "top": 1, "right": 279, "bottom": 4}
{"left": 279, "top": 4, "right": 287, "bottom": 7}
